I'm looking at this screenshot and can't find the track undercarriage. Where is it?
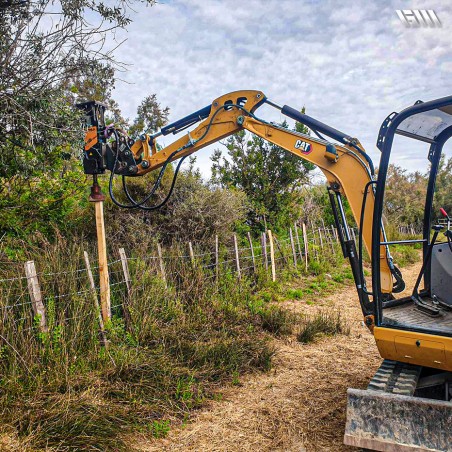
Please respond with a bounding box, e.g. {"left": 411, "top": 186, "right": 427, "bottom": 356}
{"left": 344, "top": 360, "right": 452, "bottom": 451}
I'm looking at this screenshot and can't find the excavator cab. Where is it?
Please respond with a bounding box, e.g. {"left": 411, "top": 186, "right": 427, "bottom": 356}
{"left": 345, "top": 96, "right": 452, "bottom": 452}
{"left": 372, "top": 97, "right": 452, "bottom": 363}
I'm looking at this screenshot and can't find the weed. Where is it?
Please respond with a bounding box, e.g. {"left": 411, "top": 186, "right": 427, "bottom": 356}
{"left": 151, "top": 420, "right": 170, "bottom": 438}
{"left": 286, "top": 288, "right": 303, "bottom": 299}
{"left": 297, "top": 311, "right": 350, "bottom": 344}
{"left": 259, "top": 306, "right": 295, "bottom": 336}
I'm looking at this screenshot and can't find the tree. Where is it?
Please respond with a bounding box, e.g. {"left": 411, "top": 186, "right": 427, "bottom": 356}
{"left": 384, "top": 164, "right": 427, "bottom": 226}
{"left": 129, "top": 94, "right": 170, "bottom": 137}
{"left": 433, "top": 156, "right": 452, "bottom": 216}
{"left": 0, "top": 0, "right": 155, "bottom": 238}
{"left": 210, "top": 114, "right": 314, "bottom": 231}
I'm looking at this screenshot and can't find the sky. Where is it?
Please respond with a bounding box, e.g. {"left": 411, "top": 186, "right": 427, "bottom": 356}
{"left": 111, "top": 0, "right": 452, "bottom": 179}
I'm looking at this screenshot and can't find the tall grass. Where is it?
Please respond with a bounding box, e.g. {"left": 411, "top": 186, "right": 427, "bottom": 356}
{"left": 0, "top": 235, "right": 307, "bottom": 450}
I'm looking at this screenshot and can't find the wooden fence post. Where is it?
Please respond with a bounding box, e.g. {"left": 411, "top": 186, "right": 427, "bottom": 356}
{"left": 289, "top": 227, "right": 297, "bottom": 267}
{"left": 267, "top": 229, "right": 276, "bottom": 282}
{"left": 157, "top": 243, "right": 167, "bottom": 288}
{"left": 329, "top": 226, "right": 336, "bottom": 255}
{"left": 261, "top": 232, "right": 268, "bottom": 271}
{"left": 188, "top": 242, "right": 195, "bottom": 266}
{"left": 24, "top": 260, "right": 47, "bottom": 333}
{"left": 333, "top": 226, "right": 339, "bottom": 242}
{"left": 84, "top": 251, "right": 107, "bottom": 347}
{"left": 233, "top": 234, "right": 241, "bottom": 280}
{"left": 318, "top": 228, "right": 324, "bottom": 250}
{"left": 94, "top": 201, "right": 111, "bottom": 322}
{"left": 294, "top": 222, "right": 303, "bottom": 261}
{"left": 302, "top": 222, "right": 309, "bottom": 271}
{"left": 247, "top": 231, "right": 256, "bottom": 273}
{"left": 118, "top": 247, "right": 132, "bottom": 331}
{"left": 215, "top": 235, "right": 219, "bottom": 282}
{"left": 119, "top": 248, "right": 131, "bottom": 294}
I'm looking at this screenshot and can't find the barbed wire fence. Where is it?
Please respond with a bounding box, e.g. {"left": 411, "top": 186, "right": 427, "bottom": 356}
{"left": 0, "top": 223, "right": 364, "bottom": 349}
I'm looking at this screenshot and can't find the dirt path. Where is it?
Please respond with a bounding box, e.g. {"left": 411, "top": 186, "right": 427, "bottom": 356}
{"left": 134, "top": 261, "right": 421, "bottom": 452}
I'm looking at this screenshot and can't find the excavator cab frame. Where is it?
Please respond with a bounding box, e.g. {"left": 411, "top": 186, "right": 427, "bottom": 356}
{"left": 344, "top": 96, "right": 452, "bottom": 452}
{"left": 370, "top": 96, "right": 452, "bottom": 371}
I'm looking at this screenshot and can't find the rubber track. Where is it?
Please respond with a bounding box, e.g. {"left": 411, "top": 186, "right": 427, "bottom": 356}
{"left": 368, "top": 360, "right": 421, "bottom": 396}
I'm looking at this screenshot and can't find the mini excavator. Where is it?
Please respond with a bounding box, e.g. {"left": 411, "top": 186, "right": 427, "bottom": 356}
{"left": 78, "top": 90, "right": 452, "bottom": 451}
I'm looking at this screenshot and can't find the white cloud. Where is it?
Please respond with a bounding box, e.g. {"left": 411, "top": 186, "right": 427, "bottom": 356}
{"left": 111, "top": 0, "right": 452, "bottom": 178}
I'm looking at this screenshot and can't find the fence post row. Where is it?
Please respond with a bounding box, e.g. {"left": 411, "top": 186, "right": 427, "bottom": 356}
{"left": 14, "top": 222, "right": 348, "bottom": 346}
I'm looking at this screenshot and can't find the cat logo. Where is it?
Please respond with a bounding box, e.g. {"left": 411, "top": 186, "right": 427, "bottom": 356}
{"left": 294, "top": 139, "right": 312, "bottom": 154}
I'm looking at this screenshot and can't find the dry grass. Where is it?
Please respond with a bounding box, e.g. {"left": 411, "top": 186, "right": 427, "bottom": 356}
{"left": 133, "top": 260, "right": 422, "bottom": 452}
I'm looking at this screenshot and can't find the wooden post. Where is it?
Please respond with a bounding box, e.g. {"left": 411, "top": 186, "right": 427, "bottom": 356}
{"left": 267, "top": 229, "right": 276, "bottom": 282}
{"left": 84, "top": 251, "right": 107, "bottom": 347}
{"left": 302, "top": 222, "right": 309, "bottom": 271}
{"left": 24, "top": 260, "right": 47, "bottom": 333}
{"left": 119, "top": 248, "right": 132, "bottom": 294}
{"left": 261, "top": 232, "right": 268, "bottom": 271}
{"left": 318, "top": 228, "right": 324, "bottom": 250}
{"left": 215, "top": 235, "right": 219, "bottom": 282}
{"left": 157, "top": 243, "right": 167, "bottom": 288}
{"left": 294, "top": 222, "right": 303, "bottom": 261}
{"left": 118, "top": 247, "right": 132, "bottom": 331}
{"left": 329, "top": 226, "right": 336, "bottom": 255}
{"left": 94, "top": 201, "right": 111, "bottom": 322}
{"left": 333, "top": 226, "right": 339, "bottom": 242}
{"left": 289, "top": 227, "right": 297, "bottom": 267}
{"left": 233, "top": 234, "right": 241, "bottom": 280}
{"left": 247, "top": 231, "right": 256, "bottom": 273}
{"left": 188, "top": 242, "right": 195, "bottom": 266}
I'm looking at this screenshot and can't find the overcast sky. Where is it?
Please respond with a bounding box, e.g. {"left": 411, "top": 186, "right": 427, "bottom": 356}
{"left": 112, "top": 0, "right": 452, "bottom": 179}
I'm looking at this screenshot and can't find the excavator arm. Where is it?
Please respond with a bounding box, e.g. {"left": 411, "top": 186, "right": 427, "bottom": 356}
{"left": 78, "top": 89, "right": 403, "bottom": 325}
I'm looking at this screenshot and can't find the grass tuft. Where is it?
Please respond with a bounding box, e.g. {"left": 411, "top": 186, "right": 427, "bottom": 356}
{"left": 297, "top": 311, "right": 350, "bottom": 344}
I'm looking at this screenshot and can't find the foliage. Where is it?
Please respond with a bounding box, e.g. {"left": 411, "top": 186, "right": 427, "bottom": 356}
{"left": 128, "top": 94, "right": 170, "bottom": 137}
{"left": 102, "top": 161, "right": 248, "bottom": 250}
{"left": 434, "top": 156, "right": 452, "bottom": 215}
{"left": 384, "top": 164, "right": 427, "bottom": 226}
{"left": 0, "top": 0, "right": 155, "bottom": 240}
{"left": 210, "top": 116, "right": 314, "bottom": 231}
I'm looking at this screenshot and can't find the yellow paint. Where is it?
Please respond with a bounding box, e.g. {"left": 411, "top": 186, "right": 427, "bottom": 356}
{"left": 374, "top": 327, "right": 452, "bottom": 371}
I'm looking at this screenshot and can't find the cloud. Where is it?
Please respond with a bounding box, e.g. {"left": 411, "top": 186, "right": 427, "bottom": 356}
{"left": 112, "top": 0, "right": 452, "bottom": 178}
